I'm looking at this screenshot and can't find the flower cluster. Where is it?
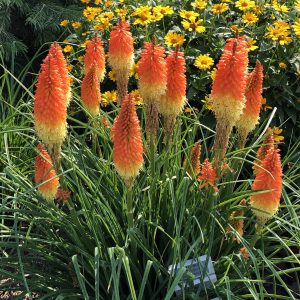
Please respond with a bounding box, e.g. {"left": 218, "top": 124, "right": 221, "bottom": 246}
{"left": 33, "top": 42, "right": 71, "bottom": 201}
{"left": 266, "top": 20, "right": 292, "bottom": 45}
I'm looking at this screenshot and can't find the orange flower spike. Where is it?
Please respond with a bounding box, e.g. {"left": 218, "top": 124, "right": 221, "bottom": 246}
{"left": 108, "top": 20, "right": 134, "bottom": 72}
{"left": 81, "top": 66, "right": 101, "bottom": 116}
{"left": 184, "top": 142, "right": 201, "bottom": 177}
{"left": 108, "top": 21, "right": 134, "bottom": 104}
{"left": 111, "top": 94, "right": 144, "bottom": 187}
{"left": 84, "top": 37, "right": 106, "bottom": 81}
{"left": 34, "top": 55, "right": 67, "bottom": 147}
{"left": 137, "top": 41, "right": 167, "bottom": 103}
{"left": 250, "top": 147, "right": 283, "bottom": 224}
{"left": 211, "top": 37, "right": 248, "bottom": 124}
{"left": 159, "top": 50, "right": 186, "bottom": 117}
{"left": 34, "top": 144, "right": 59, "bottom": 201}
{"left": 198, "top": 158, "right": 218, "bottom": 191}
{"left": 236, "top": 60, "right": 264, "bottom": 146}
{"left": 49, "top": 42, "right": 72, "bottom": 106}
{"left": 211, "top": 37, "right": 248, "bottom": 162}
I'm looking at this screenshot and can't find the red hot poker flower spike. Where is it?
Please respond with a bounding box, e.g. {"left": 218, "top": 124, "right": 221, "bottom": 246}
{"left": 111, "top": 94, "right": 144, "bottom": 187}
{"left": 236, "top": 60, "right": 264, "bottom": 146}
{"left": 138, "top": 42, "right": 167, "bottom": 104}
{"left": 159, "top": 50, "right": 186, "bottom": 117}
{"left": 108, "top": 20, "right": 134, "bottom": 71}
{"left": 108, "top": 21, "right": 134, "bottom": 104}
{"left": 84, "top": 37, "right": 106, "bottom": 81}
{"left": 81, "top": 66, "right": 101, "bottom": 116}
{"left": 34, "top": 144, "right": 59, "bottom": 201}
{"left": 49, "top": 42, "right": 72, "bottom": 106}
{"left": 34, "top": 54, "right": 67, "bottom": 147}
{"left": 250, "top": 147, "right": 282, "bottom": 224}
{"left": 211, "top": 37, "right": 248, "bottom": 162}
{"left": 138, "top": 41, "right": 167, "bottom": 138}
{"left": 184, "top": 141, "right": 201, "bottom": 177}
{"left": 198, "top": 158, "right": 218, "bottom": 191}
{"left": 211, "top": 37, "right": 248, "bottom": 124}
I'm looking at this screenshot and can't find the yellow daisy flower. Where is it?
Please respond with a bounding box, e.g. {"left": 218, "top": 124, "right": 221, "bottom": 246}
{"left": 115, "top": 8, "right": 128, "bottom": 19}
{"left": 211, "top": 3, "right": 229, "bottom": 14}
{"left": 246, "top": 38, "right": 258, "bottom": 51}
{"left": 60, "top": 20, "right": 69, "bottom": 27}
{"left": 179, "top": 10, "right": 200, "bottom": 19}
{"left": 201, "top": 96, "right": 213, "bottom": 110}
{"left": 273, "top": 127, "right": 284, "bottom": 142}
{"left": 102, "top": 90, "right": 117, "bottom": 106}
{"left": 153, "top": 6, "right": 174, "bottom": 16}
{"left": 130, "top": 89, "right": 143, "bottom": 106}
{"left": 182, "top": 17, "right": 205, "bottom": 33}
{"left": 63, "top": 45, "right": 73, "bottom": 53}
{"left": 235, "top": 0, "right": 255, "bottom": 11}
{"left": 83, "top": 7, "right": 102, "bottom": 21}
{"left": 191, "top": 0, "right": 207, "bottom": 10}
{"left": 132, "top": 7, "right": 153, "bottom": 26}
{"left": 194, "top": 54, "right": 214, "bottom": 70}
{"left": 272, "top": 1, "right": 289, "bottom": 13}
{"left": 266, "top": 21, "right": 292, "bottom": 45}
{"left": 99, "top": 11, "right": 114, "bottom": 21}
{"left": 253, "top": 5, "right": 264, "bottom": 14}
{"left": 108, "top": 70, "right": 116, "bottom": 81}
{"left": 164, "top": 32, "right": 185, "bottom": 47}
{"left": 230, "top": 25, "right": 244, "bottom": 33}
{"left": 242, "top": 12, "right": 259, "bottom": 25}
{"left": 71, "top": 22, "right": 81, "bottom": 29}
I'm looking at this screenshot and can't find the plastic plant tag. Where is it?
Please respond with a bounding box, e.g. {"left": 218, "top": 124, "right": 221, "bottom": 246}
{"left": 168, "top": 255, "right": 218, "bottom": 297}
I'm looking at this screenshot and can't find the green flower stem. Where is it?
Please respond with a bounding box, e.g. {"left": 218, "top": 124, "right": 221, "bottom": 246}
{"left": 126, "top": 185, "right": 134, "bottom": 228}
{"left": 250, "top": 222, "right": 264, "bottom": 248}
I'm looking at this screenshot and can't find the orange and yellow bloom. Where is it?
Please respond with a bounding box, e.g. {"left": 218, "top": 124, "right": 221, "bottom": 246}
{"left": 184, "top": 142, "right": 201, "bottom": 177}
{"left": 138, "top": 41, "right": 167, "bottom": 137}
{"left": 250, "top": 147, "right": 282, "bottom": 224}
{"left": 138, "top": 42, "right": 167, "bottom": 102}
{"left": 34, "top": 144, "right": 59, "bottom": 201}
{"left": 108, "top": 21, "right": 134, "bottom": 104}
{"left": 211, "top": 37, "right": 248, "bottom": 160}
{"left": 84, "top": 37, "right": 106, "bottom": 81}
{"left": 34, "top": 53, "right": 67, "bottom": 147}
{"left": 81, "top": 66, "right": 101, "bottom": 116}
{"left": 236, "top": 60, "right": 264, "bottom": 146}
{"left": 111, "top": 94, "right": 144, "bottom": 187}
{"left": 49, "top": 42, "right": 72, "bottom": 106}
{"left": 198, "top": 158, "right": 218, "bottom": 191}
{"left": 108, "top": 21, "right": 134, "bottom": 71}
{"left": 211, "top": 37, "right": 248, "bottom": 124}
{"left": 159, "top": 50, "right": 186, "bottom": 117}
